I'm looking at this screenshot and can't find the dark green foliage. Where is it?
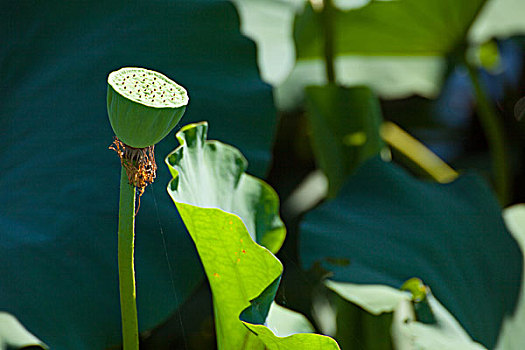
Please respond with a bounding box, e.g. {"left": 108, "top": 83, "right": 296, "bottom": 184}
{"left": 306, "top": 85, "right": 383, "bottom": 198}
{"left": 333, "top": 292, "right": 393, "bottom": 350}
{"left": 0, "top": 1, "right": 276, "bottom": 348}
{"left": 300, "top": 157, "right": 522, "bottom": 348}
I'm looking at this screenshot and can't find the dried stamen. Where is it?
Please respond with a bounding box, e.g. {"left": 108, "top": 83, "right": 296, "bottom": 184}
{"left": 109, "top": 138, "right": 157, "bottom": 215}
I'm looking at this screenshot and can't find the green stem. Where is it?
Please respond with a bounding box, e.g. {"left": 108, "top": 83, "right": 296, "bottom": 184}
{"left": 465, "top": 60, "right": 510, "bottom": 205}
{"left": 118, "top": 168, "right": 139, "bottom": 350}
{"left": 322, "top": 0, "right": 336, "bottom": 84}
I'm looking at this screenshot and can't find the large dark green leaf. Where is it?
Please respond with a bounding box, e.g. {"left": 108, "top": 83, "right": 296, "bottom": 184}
{"left": 300, "top": 158, "right": 522, "bottom": 348}
{"left": 294, "top": 0, "right": 486, "bottom": 59}
{"left": 0, "top": 1, "right": 276, "bottom": 349}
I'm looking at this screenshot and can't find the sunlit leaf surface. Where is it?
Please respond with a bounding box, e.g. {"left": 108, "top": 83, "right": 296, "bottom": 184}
{"left": 0, "top": 312, "right": 47, "bottom": 350}
{"left": 497, "top": 205, "right": 525, "bottom": 350}
{"left": 167, "top": 123, "right": 340, "bottom": 349}
{"left": 166, "top": 122, "right": 285, "bottom": 253}
{"left": 294, "top": 0, "right": 486, "bottom": 59}
{"left": 326, "top": 280, "right": 487, "bottom": 349}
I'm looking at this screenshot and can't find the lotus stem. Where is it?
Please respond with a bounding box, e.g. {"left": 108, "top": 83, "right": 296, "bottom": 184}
{"left": 118, "top": 167, "right": 139, "bottom": 350}
{"left": 107, "top": 67, "right": 188, "bottom": 349}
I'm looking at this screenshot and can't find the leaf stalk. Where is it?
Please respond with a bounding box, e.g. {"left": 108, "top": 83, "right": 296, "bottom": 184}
{"left": 465, "top": 59, "right": 510, "bottom": 205}
{"left": 321, "top": 0, "right": 336, "bottom": 84}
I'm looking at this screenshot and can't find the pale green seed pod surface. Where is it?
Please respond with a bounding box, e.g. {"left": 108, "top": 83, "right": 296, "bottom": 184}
{"left": 107, "top": 67, "right": 189, "bottom": 148}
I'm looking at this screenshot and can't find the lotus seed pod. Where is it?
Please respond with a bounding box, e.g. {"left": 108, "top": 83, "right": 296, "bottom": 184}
{"left": 107, "top": 67, "right": 189, "bottom": 148}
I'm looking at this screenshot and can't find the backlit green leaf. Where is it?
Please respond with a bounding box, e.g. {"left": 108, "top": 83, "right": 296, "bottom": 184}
{"left": 166, "top": 122, "right": 285, "bottom": 253}
{"left": 167, "top": 122, "right": 340, "bottom": 349}
{"left": 242, "top": 323, "right": 340, "bottom": 349}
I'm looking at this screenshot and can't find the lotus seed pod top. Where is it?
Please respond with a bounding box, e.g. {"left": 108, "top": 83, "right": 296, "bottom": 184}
{"left": 107, "top": 67, "right": 189, "bottom": 148}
